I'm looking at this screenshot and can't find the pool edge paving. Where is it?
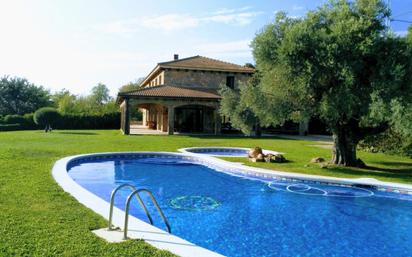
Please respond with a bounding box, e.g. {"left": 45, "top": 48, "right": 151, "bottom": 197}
{"left": 52, "top": 150, "right": 412, "bottom": 257}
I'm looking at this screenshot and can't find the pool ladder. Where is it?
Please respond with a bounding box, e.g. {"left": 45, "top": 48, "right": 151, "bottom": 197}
{"left": 108, "top": 183, "right": 171, "bottom": 239}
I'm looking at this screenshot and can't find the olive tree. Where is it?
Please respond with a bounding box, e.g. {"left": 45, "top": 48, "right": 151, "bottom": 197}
{"left": 246, "top": 0, "right": 412, "bottom": 166}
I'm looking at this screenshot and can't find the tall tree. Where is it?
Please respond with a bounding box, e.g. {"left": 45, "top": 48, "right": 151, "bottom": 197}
{"left": 91, "top": 83, "right": 111, "bottom": 105}
{"left": 119, "top": 77, "right": 145, "bottom": 93}
{"left": 0, "top": 76, "right": 51, "bottom": 115}
{"left": 245, "top": 0, "right": 412, "bottom": 166}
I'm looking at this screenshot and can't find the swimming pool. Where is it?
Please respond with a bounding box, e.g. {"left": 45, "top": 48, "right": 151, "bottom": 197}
{"left": 179, "top": 146, "right": 279, "bottom": 157}
{"left": 64, "top": 153, "right": 412, "bottom": 257}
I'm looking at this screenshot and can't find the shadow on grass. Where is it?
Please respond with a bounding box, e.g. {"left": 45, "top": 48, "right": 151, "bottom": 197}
{"left": 326, "top": 164, "right": 412, "bottom": 183}
{"left": 57, "top": 132, "right": 98, "bottom": 135}
{"left": 374, "top": 161, "right": 412, "bottom": 168}
{"left": 186, "top": 134, "right": 294, "bottom": 140}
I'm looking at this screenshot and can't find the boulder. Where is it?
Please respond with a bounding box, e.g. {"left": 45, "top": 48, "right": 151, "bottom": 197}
{"left": 271, "top": 154, "right": 286, "bottom": 163}
{"left": 310, "top": 157, "right": 326, "bottom": 163}
{"left": 256, "top": 153, "right": 265, "bottom": 161}
{"left": 248, "top": 147, "right": 263, "bottom": 158}
{"left": 264, "top": 154, "right": 274, "bottom": 163}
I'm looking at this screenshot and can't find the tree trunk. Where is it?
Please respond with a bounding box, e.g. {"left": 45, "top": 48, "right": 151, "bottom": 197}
{"left": 331, "top": 127, "right": 358, "bottom": 167}
{"left": 255, "top": 120, "right": 262, "bottom": 137}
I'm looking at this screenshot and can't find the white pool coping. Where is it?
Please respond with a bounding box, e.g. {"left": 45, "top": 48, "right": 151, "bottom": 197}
{"left": 178, "top": 146, "right": 280, "bottom": 157}
{"left": 52, "top": 153, "right": 224, "bottom": 257}
{"left": 52, "top": 151, "right": 412, "bottom": 257}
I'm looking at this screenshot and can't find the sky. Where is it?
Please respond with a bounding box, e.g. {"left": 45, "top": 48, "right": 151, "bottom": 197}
{"left": 0, "top": 0, "right": 411, "bottom": 97}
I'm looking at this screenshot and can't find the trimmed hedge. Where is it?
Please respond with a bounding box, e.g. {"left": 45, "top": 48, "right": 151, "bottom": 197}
{"left": 0, "top": 112, "right": 120, "bottom": 131}
{"left": 56, "top": 112, "right": 120, "bottom": 130}
{"left": 2, "top": 114, "right": 37, "bottom": 129}
{"left": 0, "top": 123, "right": 23, "bottom": 131}
{"left": 34, "top": 107, "right": 61, "bottom": 127}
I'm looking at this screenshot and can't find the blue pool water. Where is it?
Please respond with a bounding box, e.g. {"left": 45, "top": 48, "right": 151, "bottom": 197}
{"left": 68, "top": 156, "right": 412, "bottom": 257}
{"left": 184, "top": 148, "right": 249, "bottom": 156}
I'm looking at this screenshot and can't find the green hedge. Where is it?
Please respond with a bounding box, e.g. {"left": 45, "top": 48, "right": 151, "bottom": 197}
{"left": 56, "top": 112, "right": 120, "bottom": 130}
{"left": 0, "top": 123, "right": 23, "bottom": 131}
{"left": 0, "top": 112, "right": 120, "bottom": 131}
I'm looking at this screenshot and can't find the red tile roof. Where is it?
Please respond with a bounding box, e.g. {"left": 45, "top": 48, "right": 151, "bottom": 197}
{"left": 118, "top": 85, "right": 221, "bottom": 99}
{"left": 159, "top": 55, "right": 254, "bottom": 73}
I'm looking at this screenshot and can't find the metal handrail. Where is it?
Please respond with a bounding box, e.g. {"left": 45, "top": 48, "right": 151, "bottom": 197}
{"left": 108, "top": 184, "right": 153, "bottom": 230}
{"left": 124, "top": 189, "right": 171, "bottom": 239}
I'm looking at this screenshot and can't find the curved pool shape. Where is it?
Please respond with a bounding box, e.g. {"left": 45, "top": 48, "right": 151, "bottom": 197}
{"left": 179, "top": 146, "right": 279, "bottom": 157}
{"left": 64, "top": 153, "right": 412, "bottom": 257}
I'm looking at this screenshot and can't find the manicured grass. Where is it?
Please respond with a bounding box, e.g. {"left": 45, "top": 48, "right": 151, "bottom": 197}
{"left": 0, "top": 130, "right": 411, "bottom": 256}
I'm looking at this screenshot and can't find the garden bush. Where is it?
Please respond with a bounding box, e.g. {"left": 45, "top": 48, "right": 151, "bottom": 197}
{"left": 359, "top": 129, "right": 412, "bottom": 158}
{"left": 1, "top": 114, "right": 37, "bottom": 129}
{"left": 4, "top": 114, "right": 26, "bottom": 124}
{"left": 34, "top": 107, "right": 61, "bottom": 129}
{"left": 0, "top": 123, "right": 23, "bottom": 131}
{"left": 0, "top": 110, "right": 120, "bottom": 131}
{"left": 56, "top": 112, "right": 120, "bottom": 129}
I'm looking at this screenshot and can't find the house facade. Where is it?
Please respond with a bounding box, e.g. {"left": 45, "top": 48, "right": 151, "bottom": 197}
{"left": 117, "top": 55, "right": 254, "bottom": 135}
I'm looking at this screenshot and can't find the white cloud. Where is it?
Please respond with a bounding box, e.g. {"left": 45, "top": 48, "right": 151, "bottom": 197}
{"left": 213, "top": 6, "right": 252, "bottom": 15}
{"left": 140, "top": 14, "right": 200, "bottom": 31}
{"left": 292, "top": 5, "right": 305, "bottom": 11}
{"left": 95, "top": 7, "right": 262, "bottom": 34}
{"left": 204, "top": 11, "right": 262, "bottom": 26}
{"left": 195, "top": 39, "right": 252, "bottom": 58}
{"left": 395, "top": 30, "right": 408, "bottom": 36}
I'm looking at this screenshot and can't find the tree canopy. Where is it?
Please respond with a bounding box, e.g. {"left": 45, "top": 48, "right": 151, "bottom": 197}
{"left": 119, "top": 77, "right": 145, "bottom": 93}
{"left": 0, "top": 76, "right": 51, "bottom": 116}
{"left": 226, "top": 0, "right": 412, "bottom": 166}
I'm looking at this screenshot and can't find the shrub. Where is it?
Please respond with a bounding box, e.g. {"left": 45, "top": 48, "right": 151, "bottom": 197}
{"left": 4, "top": 114, "right": 26, "bottom": 124}
{"left": 0, "top": 110, "right": 120, "bottom": 131}
{"left": 34, "top": 107, "right": 61, "bottom": 129}
{"left": 359, "top": 129, "right": 412, "bottom": 157}
{"left": 22, "top": 113, "right": 37, "bottom": 129}
{"left": 0, "top": 123, "right": 23, "bottom": 131}
{"left": 56, "top": 112, "right": 120, "bottom": 129}
{"left": 2, "top": 114, "right": 37, "bottom": 129}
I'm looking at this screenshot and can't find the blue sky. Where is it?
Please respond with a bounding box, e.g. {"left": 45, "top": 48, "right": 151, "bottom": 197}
{"left": 0, "top": 0, "right": 411, "bottom": 96}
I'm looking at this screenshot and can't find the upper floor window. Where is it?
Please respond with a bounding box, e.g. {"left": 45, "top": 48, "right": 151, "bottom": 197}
{"left": 226, "top": 76, "right": 235, "bottom": 89}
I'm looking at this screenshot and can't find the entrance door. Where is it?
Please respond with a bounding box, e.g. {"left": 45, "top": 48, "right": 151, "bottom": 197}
{"left": 174, "top": 106, "right": 204, "bottom": 133}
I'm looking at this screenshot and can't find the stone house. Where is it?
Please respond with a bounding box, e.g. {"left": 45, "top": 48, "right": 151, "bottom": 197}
{"left": 117, "top": 55, "right": 254, "bottom": 135}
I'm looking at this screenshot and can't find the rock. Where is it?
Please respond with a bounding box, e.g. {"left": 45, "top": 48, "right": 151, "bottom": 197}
{"left": 249, "top": 157, "right": 264, "bottom": 162}
{"left": 264, "top": 154, "right": 274, "bottom": 163}
{"left": 320, "top": 163, "right": 328, "bottom": 169}
{"left": 311, "top": 157, "right": 326, "bottom": 163}
{"left": 271, "top": 154, "right": 286, "bottom": 163}
{"left": 256, "top": 153, "right": 265, "bottom": 162}
{"left": 248, "top": 147, "right": 263, "bottom": 158}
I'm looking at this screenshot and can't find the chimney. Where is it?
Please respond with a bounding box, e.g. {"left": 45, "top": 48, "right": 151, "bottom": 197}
{"left": 174, "top": 54, "right": 179, "bottom": 60}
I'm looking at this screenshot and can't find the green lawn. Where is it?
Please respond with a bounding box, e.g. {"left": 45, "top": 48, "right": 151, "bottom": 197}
{"left": 0, "top": 130, "right": 411, "bottom": 257}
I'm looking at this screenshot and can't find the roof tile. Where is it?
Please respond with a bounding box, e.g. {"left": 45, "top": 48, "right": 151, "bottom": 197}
{"left": 159, "top": 55, "right": 254, "bottom": 73}
{"left": 119, "top": 85, "right": 221, "bottom": 99}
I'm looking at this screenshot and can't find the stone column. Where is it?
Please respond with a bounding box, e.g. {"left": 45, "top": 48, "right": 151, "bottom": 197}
{"left": 214, "top": 108, "right": 221, "bottom": 135}
{"left": 168, "top": 106, "right": 175, "bottom": 135}
{"left": 142, "top": 109, "right": 147, "bottom": 127}
{"left": 122, "top": 98, "right": 130, "bottom": 135}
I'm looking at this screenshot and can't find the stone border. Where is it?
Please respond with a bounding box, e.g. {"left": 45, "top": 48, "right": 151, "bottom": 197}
{"left": 178, "top": 146, "right": 279, "bottom": 157}
{"left": 52, "top": 151, "right": 412, "bottom": 257}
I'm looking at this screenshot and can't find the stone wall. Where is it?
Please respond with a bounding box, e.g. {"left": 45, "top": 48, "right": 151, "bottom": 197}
{"left": 143, "top": 71, "right": 165, "bottom": 87}
{"left": 164, "top": 69, "right": 251, "bottom": 89}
